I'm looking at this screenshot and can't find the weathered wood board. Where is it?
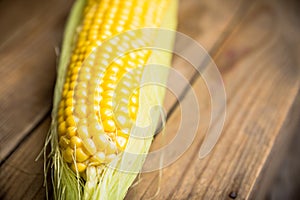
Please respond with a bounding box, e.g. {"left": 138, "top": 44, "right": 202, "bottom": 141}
{"left": 0, "top": 0, "right": 299, "bottom": 199}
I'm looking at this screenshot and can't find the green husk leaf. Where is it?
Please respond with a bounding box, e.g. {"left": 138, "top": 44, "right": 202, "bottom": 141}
{"left": 49, "top": 0, "right": 86, "bottom": 199}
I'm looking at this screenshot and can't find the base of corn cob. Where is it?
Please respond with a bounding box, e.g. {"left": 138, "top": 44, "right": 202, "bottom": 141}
{"left": 47, "top": 0, "right": 178, "bottom": 199}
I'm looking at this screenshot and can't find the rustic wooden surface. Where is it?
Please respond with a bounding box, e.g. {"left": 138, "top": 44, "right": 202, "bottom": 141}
{"left": 0, "top": 0, "right": 299, "bottom": 199}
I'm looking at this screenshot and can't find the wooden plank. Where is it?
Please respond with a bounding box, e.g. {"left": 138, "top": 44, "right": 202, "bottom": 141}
{"left": 126, "top": 0, "right": 300, "bottom": 199}
{"left": 1, "top": 0, "right": 299, "bottom": 199}
{"left": 0, "top": 0, "right": 73, "bottom": 162}
{"left": 0, "top": 0, "right": 245, "bottom": 198}
{"left": 126, "top": 0, "right": 252, "bottom": 198}
{"left": 163, "top": 0, "right": 246, "bottom": 113}
{"left": 0, "top": 0, "right": 243, "bottom": 164}
{"left": 0, "top": 118, "right": 50, "bottom": 200}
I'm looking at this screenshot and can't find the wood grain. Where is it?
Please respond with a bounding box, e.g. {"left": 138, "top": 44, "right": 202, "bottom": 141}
{"left": 0, "top": 0, "right": 299, "bottom": 199}
{"left": 126, "top": 0, "right": 300, "bottom": 199}
{"left": 0, "top": 118, "right": 50, "bottom": 200}
{"left": 0, "top": 0, "right": 73, "bottom": 162}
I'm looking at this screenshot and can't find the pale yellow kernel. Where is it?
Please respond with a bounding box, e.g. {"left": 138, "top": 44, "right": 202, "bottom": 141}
{"left": 62, "top": 147, "right": 74, "bottom": 163}
{"left": 94, "top": 134, "right": 109, "bottom": 150}
{"left": 74, "top": 104, "right": 87, "bottom": 118}
{"left": 80, "top": 66, "right": 91, "bottom": 74}
{"left": 88, "top": 122, "right": 103, "bottom": 136}
{"left": 78, "top": 118, "right": 88, "bottom": 126}
{"left": 75, "top": 89, "right": 87, "bottom": 98}
{"left": 86, "top": 104, "right": 96, "bottom": 114}
{"left": 105, "top": 154, "right": 117, "bottom": 163}
{"left": 93, "top": 152, "right": 106, "bottom": 163}
{"left": 83, "top": 138, "right": 97, "bottom": 155}
{"left": 76, "top": 82, "right": 88, "bottom": 90}
{"left": 77, "top": 125, "right": 89, "bottom": 139}
{"left": 106, "top": 142, "right": 117, "bottom": 154}
{"left": 70, "top": 136, "right": 82, "bottom": 148}
{"left": 78, "top": 72, "right": 91, "bottom": 81}
{"left": 75, "top": 148, "right": 89, "bottom": 162}
{"left": 70, "top": 162, "right": 87, "bottom": 173}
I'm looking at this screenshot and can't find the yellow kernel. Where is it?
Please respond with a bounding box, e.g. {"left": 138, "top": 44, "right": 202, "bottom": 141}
{"left": 67, "top": 126, "right": 77, "bottom": 138}
{"left": 103, "top": 82, "right": 115, "bottom": 90}
{"left": 59, "top": 100, "right": 65, "bottom": 109}
{"left": 75, "top": 148, "right": 89, "bottom": 162}
{"left": 58, "top": 122, "right": 67, "bottom": 136}
{"left": 65, "top": 98, "right": 73, "bottom": 107}
{"left": 71, "top": 54, "right": 78, "bottom": 62}
{"left": 66, "top": 91, "right": 74, "bottom": 99}
{"left": 89, "top": 156, "right": 100, "bottom": 165}
{"left": 62, "top": 88, "right": 68, "bottom": 98}
{"left": 100, "top": 98, "right": 113, "bottom": 109}
{"left": 69, "top": 81, "right": 76, "bottom": 90}
{"left": 71, "top": 74, "right": 78, "bottom": 82}
{"left": 116, "top": 135, "right": 127, "bottom": 151}
{"left": 65, "top": 106, "right": 73, "bottom": 116}
{"left": 129, "top": 105, "right": 138, "bottom": 120}
{"left": 66, "top": 116, "right": 76, "bottom": 127}
{"left": 70, "top": 136, "right": 82, "bottom": 148}
{"left": 59, "top": 136, "right": 70, "bottom": 149}
{"left": 101, "top": 108, "right": 113, "bottom": 119}
{"left": 57, "top": 108, "right": 64, "bottom": 118}
{"left": 62, "top": 147, "right": 74, "bottom": 163}
{"left": 103, "top": 119, "right": 116, "bottom": 132}
{"left": 70, "top": 163, "right": 87, "bottom": 173}
{"left": 130, "top": 94, "right": 138, "bottom": 105}
{"left": 58, "top": 116, "right": 64, "bottom": 124}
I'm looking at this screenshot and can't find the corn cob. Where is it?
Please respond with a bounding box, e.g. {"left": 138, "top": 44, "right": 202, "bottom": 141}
{"left": 49, "top": 0, "right": 177, "bottom": 199}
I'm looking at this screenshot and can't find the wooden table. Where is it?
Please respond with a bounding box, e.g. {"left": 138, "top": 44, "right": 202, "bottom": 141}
{"left": 1, "top": 0, "right": 299, "bottom": 199}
